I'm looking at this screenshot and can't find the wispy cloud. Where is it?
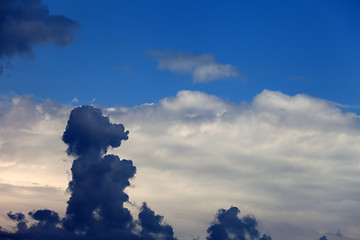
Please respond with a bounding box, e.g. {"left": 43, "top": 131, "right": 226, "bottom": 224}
{"left": 149, "top": 50, "right": 240, "bottom": 83}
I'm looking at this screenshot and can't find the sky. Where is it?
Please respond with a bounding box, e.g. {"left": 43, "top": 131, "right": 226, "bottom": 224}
{"left": 0, "top": 1, "right": 360, "bottom": 240}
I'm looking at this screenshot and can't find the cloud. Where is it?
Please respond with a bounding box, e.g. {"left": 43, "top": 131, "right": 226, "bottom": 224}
{"left": 1, "top": 90, "right": 360, "bottom": 240}
{"left": 107, "top": 90, "right": 360, "bottom": 240}
{"left": 62, "top": 106, "right": 135, "bottom": 235}
{"left": 206, "top": 207, "right": 262, "bottom": 240}
{"left": 62, "top": 106, "right": 129, "bottom": 156}
{"left": 193, "top": 63, "right": 239, "bottom": 83}
{"left": 0, "top": 105, "right": 269, "bottom": 240}
{"left": 0, "top": 106, "right": 179, "bottom": 240}
{"left": 139, "top": 202, "right": 177, "bottom": 240}
{"left": 150, "top": 50, "right": 239, "bottom": 83}
{"left": 0, "top": 0, "right": 79, "bottom": 74}
{"left": 62, "top": 106, "right": 178, "bottom": 239}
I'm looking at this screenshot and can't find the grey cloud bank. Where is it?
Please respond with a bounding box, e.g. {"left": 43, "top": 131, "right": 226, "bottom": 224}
{"left": 1, "top": 90, "right": 359, "bottom": 240}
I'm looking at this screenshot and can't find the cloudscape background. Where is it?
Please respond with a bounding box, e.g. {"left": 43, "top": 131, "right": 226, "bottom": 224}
{"left": 1, "top": 1, "right": 360, "bottom": 240}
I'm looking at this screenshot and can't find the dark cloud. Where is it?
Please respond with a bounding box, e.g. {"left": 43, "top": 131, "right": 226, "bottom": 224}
{"left": 0, "top": 106, "right": 271, "bottom": 240}
{"left": 7, "top": 212, "right": 25, "bottom": 222}
{"left": 62, "top": 106, "right": 129, "bottom": 156}
{"left": 0, "top": 106, "right": 175, "bottom": 240}
{"left": 138, "top": 203, "right": 176, "bottom": 240}
{"left": 0, "top": 0, "right": 79, "bottom": 74}
{"left": 62, "top": 106, "right": 174, "bottom": 239}
{"left": 7, "top": 212, "right": 27, "bottom": 232}
{"left": 206, "top": 207, "right": 270, "bottom": 240}
{"left": 259, "top": 234, "right": 272, "bottom": 240}
{"left": 319, "top": 236, "right": 328, "bottom": 240}
{"left": 1, "top": 209, "right": 76, "bottom": 240}
{"left": 28, "top": 209, "right": 60, "bottom": 225}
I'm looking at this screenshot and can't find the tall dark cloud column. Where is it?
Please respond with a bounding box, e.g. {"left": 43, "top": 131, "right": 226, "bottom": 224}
{"left": 62, "top": 106, "right": 139, "bottom": 238}
{"left": 0, "top": 106, "right": 177, "bottom": 240}
{"left": 61, "top": 106, "right": 177, "bottom": 239}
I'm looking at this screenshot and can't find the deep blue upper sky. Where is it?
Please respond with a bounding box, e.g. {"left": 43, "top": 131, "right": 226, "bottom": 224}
{"left": 1, "top": 0, "right": 359, "bottom": 107}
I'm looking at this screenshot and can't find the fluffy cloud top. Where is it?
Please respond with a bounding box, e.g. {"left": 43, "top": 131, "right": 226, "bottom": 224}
{"left": 150, "top": 50, "right": 239, "bottom": 83}
{"left": 1, "top": 90, "right": 360, "bottom": 240}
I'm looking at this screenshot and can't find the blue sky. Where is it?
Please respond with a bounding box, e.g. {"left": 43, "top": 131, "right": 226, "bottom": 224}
{"left": 1, "top": 1, "right": 360, "bottom": 240}
{"left": 1, "top": 0, "right": 359, "bottom": 107}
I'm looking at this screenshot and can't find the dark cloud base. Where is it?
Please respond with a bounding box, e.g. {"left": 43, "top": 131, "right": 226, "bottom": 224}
{"left": 0, "top": 106, "right": 325, "bottom": 240}
{"left": 0, "top": 0, "right": 79, "bottom": 74}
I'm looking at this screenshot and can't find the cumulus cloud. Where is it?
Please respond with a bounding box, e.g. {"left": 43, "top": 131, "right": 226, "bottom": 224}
{"left": 0, "top": 105, "right": 269, "bottom": 240}
{"left": 1, "top": 106, "right": 179, "bottom": 240}
{"left": 108, "top": 90, "right": 360, "bottom": 240}
{"left": 150, "top": 50, "right": 239, "bottom": 83}
{"left": 1, "top": 90, "right": 360, "bottom": 240}
{"left": 206, "top": 206, "right": 264, "bottom": 240}
{"left": 0, "top": 0, "right": 79, "bottom": 74}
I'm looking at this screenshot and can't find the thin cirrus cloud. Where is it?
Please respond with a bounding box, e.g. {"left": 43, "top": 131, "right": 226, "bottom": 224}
{"left": 0, "top": 90, "right": 360, "bottom": 240}
{"left": 0, "top": 0, "right": 79, "bottom": 74}
{"left": 149, "top": 50, "right": 240, "bottom": 83}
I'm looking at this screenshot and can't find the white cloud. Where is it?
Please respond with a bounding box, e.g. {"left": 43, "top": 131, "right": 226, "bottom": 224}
{"left": 0, "top": 96, "right": 72, "bottom": 229}
{"left": 150, "top": 50, "right": 240, "bottom": 83}
{"left": 193, "top": 63, "right": 239, "bottom": 83}
{"left": 71, "top": 97, "right": 79, "bottom": 102}
{"left": 1, "top": 90, "right": 360, "bottom": 240}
